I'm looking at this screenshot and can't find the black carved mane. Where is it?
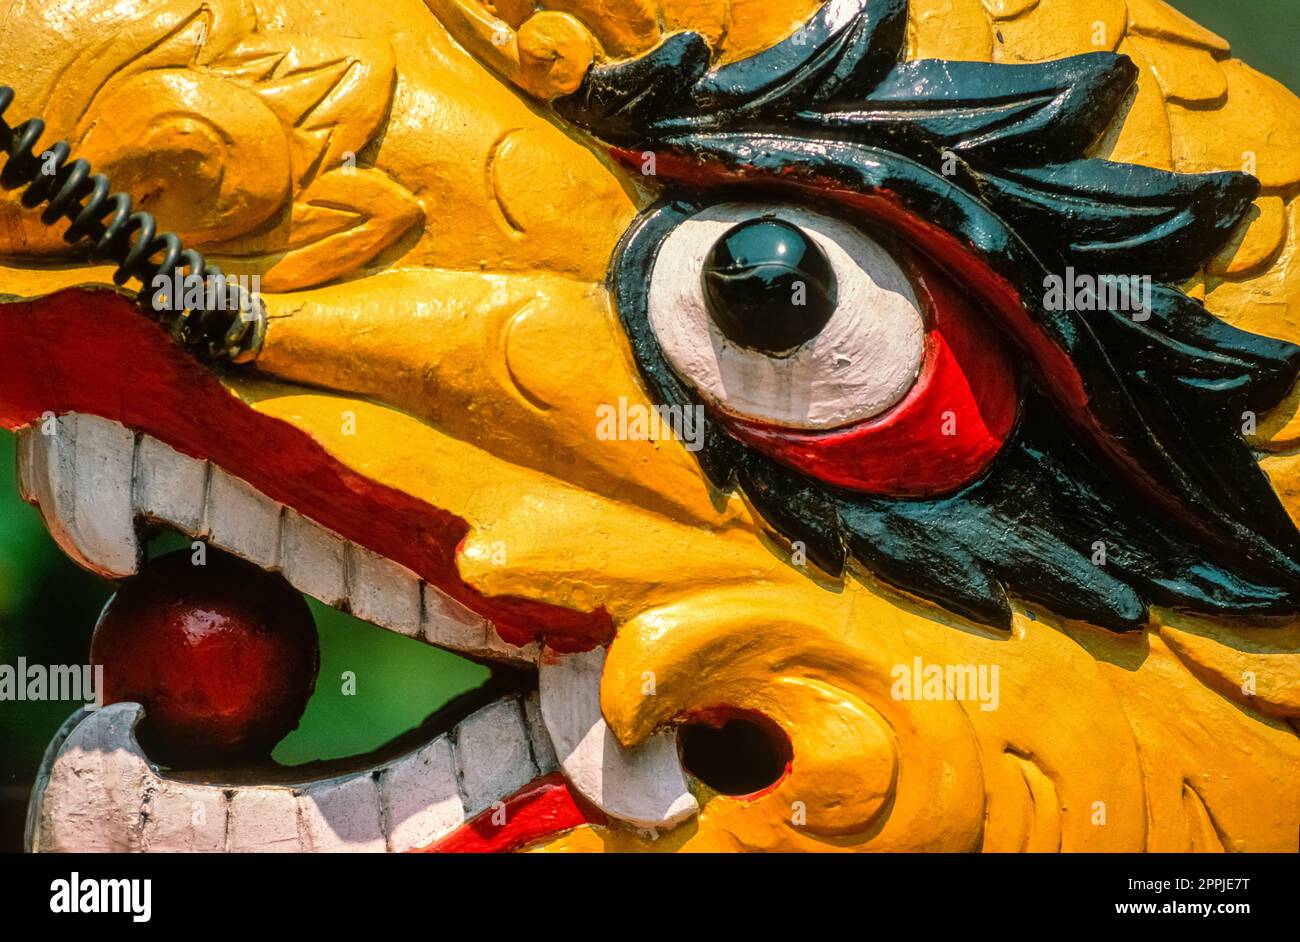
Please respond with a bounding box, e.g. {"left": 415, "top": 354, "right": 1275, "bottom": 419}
{"left": 559, "top": 0, "right": 1300, "bottom": 629}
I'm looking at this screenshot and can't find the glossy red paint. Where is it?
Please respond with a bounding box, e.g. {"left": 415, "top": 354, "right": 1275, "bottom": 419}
{"left": 725, "top": 251, "right": 1018, "bottom": 497}
{"left": 91, "top": 549, "right": 319, "bottom": 766}
{"left": 0, "top": 289, "right": 612, "bottom": 653}
{"left": 418, "top": 773, "right": 604, "bottom": 853}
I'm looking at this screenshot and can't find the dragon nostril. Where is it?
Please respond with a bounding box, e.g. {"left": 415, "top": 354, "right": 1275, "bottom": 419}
{"left": 678, "top": 709, "right": 792, "bottom": 797}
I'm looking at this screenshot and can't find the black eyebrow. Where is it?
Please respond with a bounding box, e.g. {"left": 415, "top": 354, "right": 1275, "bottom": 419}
{"left": 558, "top": 0, "right": 1258, "bottom": 282}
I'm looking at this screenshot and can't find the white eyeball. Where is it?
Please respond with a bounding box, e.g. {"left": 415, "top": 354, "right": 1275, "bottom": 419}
{"left": 646, "top": 202, "right": 927, "bottom": 430}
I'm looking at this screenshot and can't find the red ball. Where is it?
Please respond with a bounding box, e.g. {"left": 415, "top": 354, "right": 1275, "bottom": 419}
{"left": 91, "top": 548, "right": 319, "bottom": 767}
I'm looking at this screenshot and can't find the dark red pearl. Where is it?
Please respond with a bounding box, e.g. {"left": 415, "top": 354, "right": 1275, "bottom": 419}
{"left": 91, "top": 548, "right": 318, "bottom": 768}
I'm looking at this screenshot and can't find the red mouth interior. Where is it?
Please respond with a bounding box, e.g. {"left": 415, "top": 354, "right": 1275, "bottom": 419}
{"left": 0, "top": 287, "right": 612, "bottom": 653}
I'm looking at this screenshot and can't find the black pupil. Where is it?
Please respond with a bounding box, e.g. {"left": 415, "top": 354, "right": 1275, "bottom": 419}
{"left": 702, "top": 217, "right": 838, "bottom": 354}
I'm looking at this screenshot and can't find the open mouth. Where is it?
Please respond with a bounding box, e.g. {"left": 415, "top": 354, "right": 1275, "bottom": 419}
{"left": 3, "top": 286, "right": 701, "bottom": 852}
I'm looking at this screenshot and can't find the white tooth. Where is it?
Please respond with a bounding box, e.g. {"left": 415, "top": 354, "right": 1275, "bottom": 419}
{"left": 297, "top": 775, "right": 387, "bottom": 852}
{"left": 25, "top": 706, "right": 84, "bottom": 851}
{"left": 379, "top": 735, "right": 466, "bottom": 851}
{"left": 15, "top": 424, "right": 36, "bottom": 504}
{"left": 421, "top": 583, "right": 539, "bottom": 665}
{"left": 483, "top": 631, "right": 542, "bottom": 664}
{"left": 27, "top": 703, "right": 151, "bottom": 852}
{"left": 205, "top": 466, "right": 282, "bottom": 569}
{"left": 226, "top": 788, "right": 302, "bottom": 852}
{"left": 142, "top": 779, "right": 229, "bottom": 852}
{"left": 348, "top": 544, "right": 421, "bottom": 637}
{"left": 280, "top": 509, "right": 349, "bottom": 607}
{"left": 20, "top": 413, "right": 141, "bottom": 579}
{"left": 133, "top": 434, "right": 207, "bottom": 533}
{"left": 422, "top": 583, "right": 490, "bottom": 651}
{"left": 453, "top": 697, "right": 538, "bottom": 816}
{"left": 522, "top": 690, "right": 559, "bottom": 775}
{"left": 131, "top": 436, "right": 208, "bottom": 532}
{"left": 539, "top": 647, "right": 697, "bottom": 829}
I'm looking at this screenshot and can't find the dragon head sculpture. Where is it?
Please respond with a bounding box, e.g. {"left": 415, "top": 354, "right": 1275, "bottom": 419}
{"left": 2, "top": 0, "right": 1299, "bottom": 852}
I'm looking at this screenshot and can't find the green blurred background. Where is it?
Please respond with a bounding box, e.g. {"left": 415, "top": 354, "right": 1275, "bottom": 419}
{"left": 0, "top": 0, "right": 1297, "bottom": 850}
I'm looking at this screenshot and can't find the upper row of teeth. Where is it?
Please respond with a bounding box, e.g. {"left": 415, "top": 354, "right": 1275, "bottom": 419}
{"left": 28, "top": 695, "right": 558, "bottom": 853}
{"left": 15, "top": 413, "right": 538, "bottom": 666}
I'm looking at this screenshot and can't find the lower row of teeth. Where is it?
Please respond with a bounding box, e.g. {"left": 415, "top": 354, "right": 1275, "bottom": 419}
{"left": 30, "top": 695, "right": 556, "bottom": 852}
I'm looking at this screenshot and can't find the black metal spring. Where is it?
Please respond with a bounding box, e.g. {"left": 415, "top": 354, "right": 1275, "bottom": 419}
{"left": 0, "top": 85, "right": 264, "bottom": 364}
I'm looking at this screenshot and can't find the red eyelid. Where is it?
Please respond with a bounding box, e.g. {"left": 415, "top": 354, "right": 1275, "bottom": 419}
{"left": 721, "top": 250, "right": 1019, "bottom": 498}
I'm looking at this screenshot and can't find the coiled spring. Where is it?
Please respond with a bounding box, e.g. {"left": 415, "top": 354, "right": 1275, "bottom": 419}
{"left": 0, "top": 85, "right": 264, "bottom": 364}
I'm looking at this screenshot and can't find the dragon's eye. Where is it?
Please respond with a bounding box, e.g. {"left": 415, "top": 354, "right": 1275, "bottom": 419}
{"left": 647, "top": 203, "right": 927, "bottom": 431}
{"left": 625, "top": 199, "right": 1020, "bottom": 497}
